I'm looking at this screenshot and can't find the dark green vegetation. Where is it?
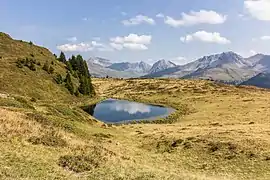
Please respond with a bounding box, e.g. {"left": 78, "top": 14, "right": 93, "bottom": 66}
{"left": 66, "top": 54, "right": 95, "bottom": 96}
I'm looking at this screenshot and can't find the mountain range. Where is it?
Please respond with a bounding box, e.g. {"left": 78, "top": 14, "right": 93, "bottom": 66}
{"left": 87, "top": 52, "right": 270, "bottom": 83}
{"left": 86, "top": 57, "right": 177, "bottom": 78}
{"left": 87, "top": 52, "right": 270, "bottom": 88}
{"left": 144, "top": 52, "right": 270, "bottom": 83}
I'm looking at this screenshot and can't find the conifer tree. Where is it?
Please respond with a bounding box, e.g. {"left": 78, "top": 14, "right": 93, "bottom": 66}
{"left": 65, "top": 72, "right": 74, "bottom": 94}
{"left": 58, "top": 51, "right": 67, "bottom": 63}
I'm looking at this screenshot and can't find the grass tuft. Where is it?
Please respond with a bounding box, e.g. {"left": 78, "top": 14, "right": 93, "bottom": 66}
{"left": 28, "top": 130, "right": 67, "bottom": 147}
{"left": 58, "top": 147, "right": 107, "bottom": 173}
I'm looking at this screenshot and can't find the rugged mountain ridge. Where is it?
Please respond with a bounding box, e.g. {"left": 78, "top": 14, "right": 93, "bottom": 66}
{"left": 86, "top": 58, "right": 177, "bottom": 78}
{"left": 148, "top": 59, "right": 177, "bottom": 74}
{"left": 144, "top": 52, "right": 270, "bottom": 82}
{"left": 107, "top": 61, "right": 151, "bottom": 74}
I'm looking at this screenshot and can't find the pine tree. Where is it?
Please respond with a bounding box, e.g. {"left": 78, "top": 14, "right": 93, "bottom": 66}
{"left": 65, "top": 73, "right": 74, "bottom": 94}
{"left": 58, "top": 51, "right": 67, "bottom": 63}
{"left": 78, "top": 76, "right": 95, "bottom": 96}
{"left": 66, "top": 61, "right": 72, "bottom": 71}
{"left": 69, "top": 55, "right": 78, "bottom": 71}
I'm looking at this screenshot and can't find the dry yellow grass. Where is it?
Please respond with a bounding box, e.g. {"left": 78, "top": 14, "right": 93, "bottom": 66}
{"left": 0, "top": 78, "right": 270, "bottom": 179}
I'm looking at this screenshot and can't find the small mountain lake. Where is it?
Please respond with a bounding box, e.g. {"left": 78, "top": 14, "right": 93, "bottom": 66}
{"left": 82, "top": 99, "right": 175, "bottom": 124}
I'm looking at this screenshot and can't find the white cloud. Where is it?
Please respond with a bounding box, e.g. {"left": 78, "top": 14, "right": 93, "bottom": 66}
{"left": 156, "top": 13, "right": 165, "bottom": 18}
{"left": 180, "top": 31, "right": 231, "bottom": 44}
{"left": 57, "top": 41, "right": 113, "bottom": 52}
{"left": 57, "top": 43, "right": 93, "bottom": 52}
{"left": 122, "top": 43, "right": 148, "bottom": 50}
{"left": 163, "top": 10, "right": 227, "bottom": 27}
{"left": 244, "top": 0, "right": 270, "bottom": 21}
{"left": 67, "top": 37, "right": 77, "bottom": 42}
{"left": 110, "top": 34, "right": 152, "bottom": 51}
{"left": 122, "top": 15, "right": 155, "bottom": 26}
{"left": 110, "top": 34, "right": 151, "bottom": 44}
{"left": 110, "top": 43, "right": 123, "bottom": 50}
{"left": 260, "top": 36, "right": 270, "bottom": 41}
{"left": 252, "top": 36, "right": 270, "bottom": 41}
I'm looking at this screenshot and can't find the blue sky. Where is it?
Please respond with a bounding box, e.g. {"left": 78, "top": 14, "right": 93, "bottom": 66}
{"left": 1, "top": 0, "right": 270, "bottom": 64}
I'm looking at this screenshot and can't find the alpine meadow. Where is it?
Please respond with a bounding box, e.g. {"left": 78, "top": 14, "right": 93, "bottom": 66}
{"left": 1, "top": 0, "right": 270, "bottom": 179}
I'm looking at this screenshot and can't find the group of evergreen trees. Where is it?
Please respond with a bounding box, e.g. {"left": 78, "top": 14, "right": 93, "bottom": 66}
{"left": 57, "top": 52, "right": 95, "bottom": 96}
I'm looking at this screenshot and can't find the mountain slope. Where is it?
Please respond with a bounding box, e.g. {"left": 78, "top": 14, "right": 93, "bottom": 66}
{"left": 88, "top": 57, "right": 113, "bottom": 67}
{"left": 144, "top": 52, "right": 259, "bottom": 82}
{"left": 0, "top": 32, "right": 74, "bottom": 100}
{"left": 87, "top": 60, "right": 142, "bottom": 78}
{"left": 149, "top": 60, "right": 177, "bottom": 74}
{"left": 241, "top": 73, "right": 270, "bottom": 88}
{"left": 107, "top": 61, "right": 151, "bottom": 74}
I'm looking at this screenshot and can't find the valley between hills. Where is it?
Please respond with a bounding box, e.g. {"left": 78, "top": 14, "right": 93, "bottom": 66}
{"left": 1, "top": 32, "right": 270, "bottom": 179}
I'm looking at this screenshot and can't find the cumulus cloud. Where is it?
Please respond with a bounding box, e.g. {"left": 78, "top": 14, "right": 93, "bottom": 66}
{"left": 110, "top": 34, "right": 152, "bottom": 51}
{"left": 252, "top": 36, "right": 270, "bottom": 41}
{"left": 122, "top": 15, "right": 155, "bottom": 26}
{"left": 156, "top": 13, "right": 165, "bottom": 18}
{"left": 57, "top": 41, "right": 113, "bottom": 52}
{"left": 67, "top": 37, "right": 77, "bottom": 42}
{"left": 260, "top": 36, "right": 270, "bottom": 41}
{"left": 57, "top": 43, "right": 93, "bottom": 52}
{"left": 180, "top": 31, "right": 231, "bottom": 44}
{"left": 164, "top": 10, "right": 227, "bottom": 27}
{"left": 244, "top": 0, "right": 270, "bottom": 21}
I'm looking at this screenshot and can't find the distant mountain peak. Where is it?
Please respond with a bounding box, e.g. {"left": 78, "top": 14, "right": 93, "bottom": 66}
{"left": 106, "top": 61, "right": 151, "bottom": 74}
{"left": 88, "top": 57, "right": 112, "bottom": 67}
{"left": 149, "top": 59, "right": 177, "bottom": 74}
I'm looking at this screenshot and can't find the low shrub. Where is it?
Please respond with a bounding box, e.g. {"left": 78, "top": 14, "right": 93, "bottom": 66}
{"left": 28, "top": 131, "right": 67, "bottom": 147}
{"left": 58, "top": 147, "right": 106, "bottom": 173}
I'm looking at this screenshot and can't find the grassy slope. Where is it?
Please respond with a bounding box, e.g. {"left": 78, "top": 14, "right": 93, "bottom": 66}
{"left": 0, "top": 32, "right": 75, "bottom": 101}
{"left": 1, "top": 32, "right": 270, "bottom": 179}
{"left": 1, "top": 78, "right": 270, "bottom": 179}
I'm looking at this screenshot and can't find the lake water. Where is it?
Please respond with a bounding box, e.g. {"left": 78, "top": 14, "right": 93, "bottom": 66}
{"left": 82, "top": 99, "right": 175, "bottom": 124}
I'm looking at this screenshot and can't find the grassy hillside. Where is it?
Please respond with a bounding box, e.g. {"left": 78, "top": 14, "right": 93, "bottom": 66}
{"left": 1, "top": 77, "right": 270, "bottom": 179}
{"left": 1, "top": 32, "right": 270, "bottom": 179}
{"left": 0, "top": 32, "right": 75, "bottom": 101}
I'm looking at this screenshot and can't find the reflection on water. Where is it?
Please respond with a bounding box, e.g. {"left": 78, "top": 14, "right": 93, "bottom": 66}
{"left": 82, "top": 99, "right": 175, "bottom": 123}
{"left": 111, "top": 101, "right": 151, "bottom": 114}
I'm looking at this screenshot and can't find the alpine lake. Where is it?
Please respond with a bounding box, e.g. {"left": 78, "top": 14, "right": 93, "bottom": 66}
{"left": 82, "top": 99, "right": 175, "bottom": 124}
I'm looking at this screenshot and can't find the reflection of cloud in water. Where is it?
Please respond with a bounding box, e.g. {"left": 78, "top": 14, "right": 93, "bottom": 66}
{"left": 110, "top": 102, "right": 151, "bottom": 114}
